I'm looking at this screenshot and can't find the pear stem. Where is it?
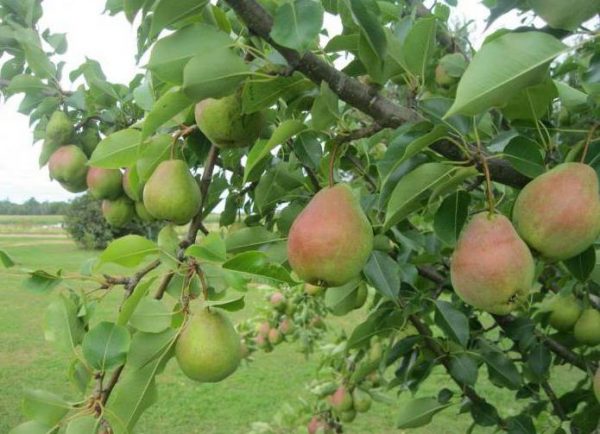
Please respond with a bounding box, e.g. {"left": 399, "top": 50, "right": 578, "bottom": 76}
{"left": 580, "top": 123, "right": 598, "bottom": 163}
{"left": 328, "top": 142, "right": 339, "bottom": 188}
{"left": 473, "top": 120, "right": 495, "bottom": 215}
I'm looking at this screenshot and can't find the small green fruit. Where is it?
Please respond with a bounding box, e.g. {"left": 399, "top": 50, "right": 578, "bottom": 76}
{"left": 102, "top": 197, "right": 134, "bottom": 227}
{"left": 573, "top": 309, "right": 600, "bottom": 346}
{"left": 87, "top": 167, "right": 123, "bottom": 200}
{"left": 546, "top": 294, "right": 581, "bottom": 331}
{"left": 328, "top": 386, "right": 353, "bottom": 412}
{"left": 435, "top": 63, "right": 456, "bottom": 86}
{"left": 143, "top": 160, "right": 201, "bottom": 225}
{"left": 46, "top": 111, "right": 73, "bottom": 145}
{"left": 352, "top": 388, "right": 371, "bottom": 413}
{"left": 305, "top": 283, "right": 324, "bottom": 296}
{"left": 79, "top": 127, "right": 101, "bottom": 157}
{"left": 48, "top": 145, "right": 88, "bottom": 193}
{"left": 354, "top": 283, "right": 368, "bottom": 309}
{"left": 338, "top": 409, "right": 356, "bottom": 423}
{"left": 195, "top": 95, "right": 264, "bottom": 148}
{"left": 373, "top": 234, "right": 393, "bottom": 252}
{"left": 175, "top": 308, "right": 242, "bottom": 382}
{"left": 134, "top": 201, "right": 154, "bottom": 222}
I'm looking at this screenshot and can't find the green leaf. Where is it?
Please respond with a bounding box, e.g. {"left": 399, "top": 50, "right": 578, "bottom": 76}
{"left": 433, "top": 191, "right": 470, "bottom": 246}
{"left": 445, "top": 32, "right": 566, "bottom": 117}
{"left": 8, "top": 421, "right": 53, "bottom": 434}
{"left": 148, "top": 24, "right": 236, "bottom": 84}
{"left": 98, "top": 235, "right": 158, "bottom": 268}
{"left": 129, "top": 298, "right": 172, "bottom": 333}
{"left": 128, "top": 329, "right": 177, "bottom": 369}
{"left": 117, "top": 278, "right": 154, "bottom": 327}
{"left": 396, "top": 397, "right": 452, "bottom": 429}
{"left": 136, "top": 134, "right": 171, "bottom": 182}
{"left": 23, "top": 389, "right": 70, "bottom": 426}
{"left": 529, "top": 0, "right": 600, "bottom": 31}
{"left": 6, "top": 74, "right": 49, "bottom": 94}
{"left": 325, "top": 279, "right": 361, "bottom": 316}
{"left": 503, "top": 136, "right": 545, "bottom": 178}
{"left": 479, "top": 345, "right": 521, "bottom": 390}
{"left": 44, "top": 295, "right": 85, "bottom": 354}
{"left": 222, "top": 251, "right": 297, "bottom": 285}
{"left": 241, "top": 74, "right": 314, "bottom": 114}
{"left": 205, "top": 295, "right": 246, "bottom": 312}
{"left": 384, "top": 163, "right": 457, "bottom": 229}
{"left": 150, "top": 0, "right": 209, "bottom": 38}
{"left": 141, "top": 87, "right": 193, "bottom": 139}
{"left": 501, "top": 79, "right": 557, "bottom": 121}
{"left": 270, "top": 0, "right": 323, "bottom": 51}
{"left": 22, "top": 270, "right": 62, "bottom": 293}
{"left": 186, "top": 232, "right": 227, "bottom": 262}
{"left": 311, "top": 82, "right": 339, "bottom": 131}
{"left": 0, "top": 249, "right": 15, "bottom": 267}
{"left": 225, "top": 226, "right": 282, "bottom": 253}
{"left": 363, "top": 252, "right": 400, "bottom": 300}
{"left": 563, "top": 246, "right": 596, "bottom": 282}
{"left": 244, "top": 119, "right": 306, "bottom": 183}
{"left": 402, "top": 17, "right": 436, "bottom": 77}
{"left": 554, "top": 81, "right": 588, "bottom": 109}
{"left": 65, "top": 415, "right": 98, "bottom": 434}
{"left": 434, "top": 300, "right": 469, "bottom": 347}
{"left": 448, "top": 354, "right": 478, "bottom": 386}
{"left": 89, "top": 129, "right": 142, "bottom": 169}
{"left": 527, "top": 342, "right": 551, "bottom": 383}
{"left": 349, "top": 0, "right": 387, "bottom": 60}
{"left": 82, "top": 321, "right": 130, "bottom": 371}
{"left": 182, "top": 49, "right": 249, "bottom": 102}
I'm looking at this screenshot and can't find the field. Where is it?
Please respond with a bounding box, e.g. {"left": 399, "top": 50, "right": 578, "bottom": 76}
{"left": 0, "top": 217, "right": 584, "bottom": 433}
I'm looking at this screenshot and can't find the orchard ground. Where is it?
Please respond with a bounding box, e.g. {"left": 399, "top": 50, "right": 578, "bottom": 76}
{"left": 0, "top": 218, "right": 585, "bottom": 434}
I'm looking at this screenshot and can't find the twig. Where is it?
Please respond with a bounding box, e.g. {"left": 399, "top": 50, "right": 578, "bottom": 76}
{"left": 154, "top": 271, "right": 175, "bottom": 300}
{"left": 345, "top": 154, "right": 377, "bottom": 191}
{"left": 100, "top": 365, "right": 124, "bottom": 405}
{"left": 541, "top": 380, "right": 567, "bottom": 421}
{"left": 580, "top": 123, "right": 598, "bottom": 163}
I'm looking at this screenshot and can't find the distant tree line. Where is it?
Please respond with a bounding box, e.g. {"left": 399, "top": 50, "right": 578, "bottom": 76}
{"left": 0, "top": 197, "right": 70, "bottom": 215}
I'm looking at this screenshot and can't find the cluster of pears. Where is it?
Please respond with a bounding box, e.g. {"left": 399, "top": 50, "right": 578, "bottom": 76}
{"left": 175, "top": 306, "right": 242, "bottom": 383}
{"left": 544, "top": 293, "right": 600, "bottom": 345}
{"left": 254, "top": 292, "right": 296, "bottom": 352}
{"left": 287, "top": 184, "right": 374, "bottom": 287}
{"left": 451, "top": 162, "right": 600, "bottom": 316}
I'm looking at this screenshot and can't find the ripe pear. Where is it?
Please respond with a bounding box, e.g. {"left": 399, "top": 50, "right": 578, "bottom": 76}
{"left": 352, "top": 388, "right": 372, "bottom": 413}
{"left": 122, "top": 168, "right": 144, "bottom": 201}
{"left": 451, "top": 213, "right": 535, "bottom": 314}
{"left": 46, "top": 111, "right": 73, "bottom": 145}
{"left": 512, "top": 163, "right": 600, "bottom": 260}
{"left": 86, "top": 168, "right": 123, "bottom": 200}
{"left": 328, "top": 386, "right": 353, "bottom": 412}
{"left": 194, "top": 94, "right": 264, "bottom": 148}
{"left": 287, "top": 184, "right": 373, "bottom": 287}
{"left": 143, "top": 160, "right": 201, "bottom": 225}
{"left": 134, "top": 201, "right": 154, "bottom": 222}
{"left": 573, "top": 308, "right": 600, "bottom": 346}
{"left": 176, "top": 308, "right": 242, "bottom": 382}
{"left": 546, "top": 293, "right": 581, "bottom": 332}
{"left": 594, "top": 368, "right": 600, "bottom": 403}
{"left": 102, "top": 197, "right": 134, "bottom": 227}
{"left": 48, "top": 145, "right": 88, "bottom": 193}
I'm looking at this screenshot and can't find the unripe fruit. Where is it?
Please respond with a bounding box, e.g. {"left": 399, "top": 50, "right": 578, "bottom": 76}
{"left": 573, "top": 309, "right": 600, "bottom": 346}
{"left": 143, "top": 160, "right": 201, "bottom": 225}
{"left": 86, "top": 167, "right": 123, "bottom": 200}
{"left": 512, "top": 163, "right": 600, "bottom": 260}
{"left": 451, "top": 213, "right": 535, "bottom": 314}
{"left": 102, "top": 197, "right": 134, "bottom": 227}
{"left": 352, "top": 388, "right": 372, "bottom": 413}
{"left": 175, "top": 308, "right": 242, "bottom": 382}
{"left": 134, "top": 201, "right": 154, "bottom": 222}
{"left": 354, "top": 283, "right": 368, "bottom": 309}
{"left": 338, "top": 409, "right": 356, "bottom": 423}
{"left": 288, "top": 184, "right": 373, "bottom": 287}
{"left": 305, "top": 283, "right": 325, "bottom": 296}
{"left": 435, "top": 63, "right": 456, "bottom": 86}
{"left": 48, "top": 145, "right": 88, "bottom": 193}
{"left": 373, "top": 234, "right": 393, "bottom": 252}
{"left": 38, "top": 139, "right": 61, "bottom": 167}
{"left": 270, "top": 292, "right": 287, "bottom": 311}
{"left": 195, "top": 95, "right": 264, "bottom": 148}
{"left": 546, "top": 294, "right": 582, "bottom": 332}
{"left": 268, "top": 328, "right": 283, "bottom": 345}
{"left": 79, "top": 127, "right": 100, "bottom": 157}
{"left": 122, "top": 168, "right": 143, "bottom": 201}
{"left": 328, "top": 386, "right": 353, "bottom": 412}
{"left": 307, "top": 416, "right": 332, "bottom": 434}
{"left": 279, "top": 318, "right": 294, "bottom": 335}
{"left": 257, "top": 321, "right": 270, "bottom": 336}
{"left": 46, "top": 111, "right": 73, "bottom": 145}
{"left": 310, "top": 315, "right": 325, "bottom": 329}
{"left": 255, "top": 333, "right": 270, "bottom": 350}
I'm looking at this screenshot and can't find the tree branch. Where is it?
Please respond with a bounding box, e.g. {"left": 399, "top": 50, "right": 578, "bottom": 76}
{"left": 540, "top": 380, "right": 567, "bottom": 421}
{"left": 224, "top": 0, "right": 529, "bottom": 189}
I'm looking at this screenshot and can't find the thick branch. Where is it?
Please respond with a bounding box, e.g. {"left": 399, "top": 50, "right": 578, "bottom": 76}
{"left": 224, "top": 0, "right": 529, "bottom": 189}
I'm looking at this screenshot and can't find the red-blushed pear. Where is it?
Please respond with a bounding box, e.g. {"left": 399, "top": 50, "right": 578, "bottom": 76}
{"left": 270, "top": 292, "right": 287, "bottom": 311}
{"left": 328, "top": 386, "right": 353, "bottom": 412}
{"left": 451, "top": 213, "right": 535, "bottom": 315}
{"left": 86, "top": 167, "right": 122, "bottom": 199}
{"left": 307, "top": 416, "right": 333, "bottom": 434}
{"left": 594, "top": 367, "right": 600, "bottom": 403}
{"left": 267, "top": 328, "right": 282, "bottom": 345}
{"left": 287, "top": 184, "right": 373, "bottom": 287}
{"left": 545, "top": 293, "right": 581, "bottom": 331}
{"left": 573, "top": 308, "right": 600, "bottom": 346}
{"left": 175, "top": 307, "right": 242, "bottom": 383}
{"left": 194, "top": 94, "right": 264, "bottom": 148}
{"left": 48, "top": 145, "right": 88, "bottom": 193}
{"left": 143, "top": 160, "right": 201, "bottom": 225}
{"left": 278, "top": 317, "right": 294, "bottom": 335}
{"left": 102, "top": 197, "right": 134, "bottom": 227}
{"left": 512, "top": 163, "right": 600, "bottom": 260}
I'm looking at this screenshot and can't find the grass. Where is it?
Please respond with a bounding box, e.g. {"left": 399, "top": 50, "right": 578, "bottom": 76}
{"left": 0, "top": 214, "right": 64, "bottom": 235}
{"left": 0, "top": 222, "right": 585, "bottom": 434}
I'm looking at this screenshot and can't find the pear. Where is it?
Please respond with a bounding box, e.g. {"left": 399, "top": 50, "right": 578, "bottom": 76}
{"left": 307, "top": 416, "right": 332, "bottom": 434}
{"left": 38, "top": 139, "right": 61, "bottom": 168}
{"left": 287, "top": 184, "right": 373, "bottom": 287}
{"left": 278, "top": 318, "right": 294, "bottom": 335}
{"left": 354, "top": 283, "right": 368, "bottom": 309}
{"left": 102, "top": 197, "right": 134, "bottom": 227}
{"left": 270, "top": 292, "right": 287, "bottom": 311}
{"left": 328, "top": 386, "right": 353, "bottom": 412}
{"left": 45, "top": 111, "right": 73, "bottom": 145}
{"left": 194, "top": 94, "right": 264, "bottom": 148}
{"left": 352, "top": 388, "right": 372, "bottom": 413}
{"left": 175, "top": 308, "right": 242, "bottom": 382}
{"left": 573, "top": 308, "right": 600, "bottom": 346}
{"left": 267, "top": 328, "right": 283, "bottom": 345}
{"left": 134, "top": 201, "right": 154, "bottom": 222}
{"left": 338, "top": 409, "right": 356, "bottom": 423}
{"left": 79, "top": 127, "right": 101, "bottom": 157}
{"left": 545, "top": 293, "right": 581, "bottom": 331}
{"left": 143, "top": 160, "right": 201, "bottom": 225}
{"left": 594, "top": 368, "right": 600, "bottom": 403}
{"left": 512, "top": 163, "right": 600, "bottom": 260}
{"left": 86, "top": 167, "right": 123, "bottom": 200}
{"left": 451, "top": 213, "right": 535, "bottom": 314}
{"left": 48, "top": 145, "right": 88, "bottom": 193}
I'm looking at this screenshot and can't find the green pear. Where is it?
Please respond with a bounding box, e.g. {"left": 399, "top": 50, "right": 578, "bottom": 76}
{"left": 134, "top": 201, "right": 154, "bottom": 222}
{"left": 513, "top": 163, "right": 600, "bottom": 260}
{"left": 287, "top": 184, "right": 373, "bottom": 287}
{"left": 143, "top": 160, "right": 201, "bottom": 225}
{"left": 45, "top": 111, "right": 73, "bottom": 145}
{"left": 304, "top": 283, "right": 324, "bottom": 296}
{"left": 594, "top": 367, "right": 600, "bottom": 403}
{"left": 48, "top": 145, "right": 88, "bottom": 193}
{"left": 328, "top": 386, "right": 353, "bottom": 412}
{"left": 38, "top": 139, "right": 61, "bottom": 167}
{"left": 195, "top": 94, "right": 264, "bottom": 148}
{"left": 122, "top": 168, "right": 144, "bottom": 201}
{"left": 338, "top": 409, "right": 356, "bottom": 423}
{"left": 573, "top": 308, "right": 600, "bottom": 346}
{"left": 435, "top": 63, "right": 455, "bottom": 86}
{"left": 354, "top": 283, "right": 368, "bottom": 309}
{"left": 352, "top": 388, "right": 372, "bottom": 413}
{"left": 102, "top": 197, "right": 134, "bottom": 227}
{"left": 86, "top": 167, "right": 123, "bottom": 199}
{"left": 79, "top": 126, "right": 101, "bottom": 157}
{"left": 546, "top": 293, "right": 582, "bottom": 331}
{"left": 451, "top": 213, "right": 535, "bottom": 314}
{"left": 175, "top": 308, "right": 242, "bottom": 382}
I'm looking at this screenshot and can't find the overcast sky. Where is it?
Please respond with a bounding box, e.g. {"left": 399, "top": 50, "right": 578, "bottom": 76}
{"left": 0, "top": 0, "right": 524, "bottom": 204}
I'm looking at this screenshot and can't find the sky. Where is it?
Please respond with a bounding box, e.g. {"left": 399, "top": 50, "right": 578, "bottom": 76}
{"left": 0, "top": 0, "right": 524, "bottom": 204}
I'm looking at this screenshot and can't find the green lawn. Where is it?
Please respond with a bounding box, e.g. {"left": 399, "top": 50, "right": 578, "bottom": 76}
{"left": 0, "top": 228, "right": 583, "bottom": 433}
